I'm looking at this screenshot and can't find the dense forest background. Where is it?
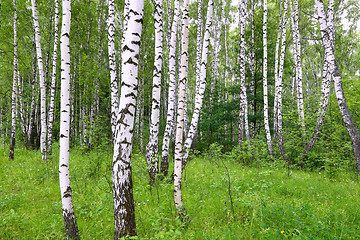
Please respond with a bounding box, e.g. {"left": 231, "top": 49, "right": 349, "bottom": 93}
{"left": 1, "top": 0, "right": 360, "bottom": 238}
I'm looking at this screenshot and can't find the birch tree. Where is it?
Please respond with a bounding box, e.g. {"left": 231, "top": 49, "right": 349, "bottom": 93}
{"left": 47, "top": 0, "right": 60, "bottom": 159}
{"left": 59, "top": 0, "right": 80, "bottom": 238}
{"left": 112, "top": 0, "right": 144, "bottom": 238}
{"left": 315, "top": 0, "right": 360, "bottom": 173}
{"left": 161, "top": 0, "right": 180, "bottom": 177}
{"left": 273, "top": 0, "right": 289, "bottom": 161}
{"left": 263, "top": 0, "right": 273, "bottom": 156}
{"left": 174, "top": 0, "right": 189, "bottom": 220}
{"left": 146, "top": 0, "right": 163, "bottom": 184}
{"left": 9, "top": 0, "right": 17, "bottom": 161}
{"left": 182, "top": 0, "right": 213, "bottom": 167}
{"left": 238, "top": 0, "right": 250, "bottom": 144}
{"left": 108, "top": 0, "right": 119, "bottom": 142}
{"left": 31, "top": 0, "right": 47, "bottom": 161}
{"left": 290, "top": 0, "right": 305, "bottom": 134}
{"left": 301, "top": 0, "right": 334, "bottom": 161}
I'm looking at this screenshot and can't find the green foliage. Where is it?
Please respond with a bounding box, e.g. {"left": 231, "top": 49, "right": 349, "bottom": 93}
{"left": 2, "top": 145, "right": 360, "bottom": 239}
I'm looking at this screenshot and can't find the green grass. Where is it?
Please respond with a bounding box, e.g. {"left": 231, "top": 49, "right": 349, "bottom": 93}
{"left": 1, "top": 145, "right": 360, "bottom": 239}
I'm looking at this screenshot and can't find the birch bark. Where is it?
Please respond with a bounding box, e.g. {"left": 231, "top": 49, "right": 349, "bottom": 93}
{"left": 315, "top": 0, "right": 360, "bottom": 173}
{"left": 161, "top": 0, "right": 180, "bottom": 177}
{"left": 146, "top": 0, "right": 163, "bottom": 183}
{"left": 47, "top": 0, "right": 60, "bottom": 159}
{"left": 174, "top": 0, "right": 189, "bottom": 220}
{"left": 59, "top": 0, "right": 80, "bottom": 238}
{"left": 31, "top": 0, "right": 47, "bottom": 161}
{"left": 182, "top": 0, "right": 213, "bottom": 167}
{"left": 263, "top": 0, "right": 273, "bottom": 156}
{"left": 239, "top": 0, "right": 250, "bottom": 144}
{"left": 9, "top": 0, "right": 17, "bottom": 160}
{"left": 108, "top": 0, "right": 119, "bottom": 142}
{"left": 112, "top": 0, "right": 144, "bottom": 238}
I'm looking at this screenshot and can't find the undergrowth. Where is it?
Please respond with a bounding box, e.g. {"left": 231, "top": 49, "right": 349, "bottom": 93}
{"left": 1, "top": 144, "right": 360, "bottom": 239}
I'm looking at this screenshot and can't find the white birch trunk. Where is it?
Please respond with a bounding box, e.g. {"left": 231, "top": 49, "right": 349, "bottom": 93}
{"left": 108, "top": 0, "right": 119, "bottom": 143}
{"left": 249, "top": 0, "right": 255, "bottom": 139}
{"left": 301, "top": 0, "right": 334, "bottom": 161}
{"left": 146, "top": 0, "right": 163, "bottom": 183}
{"left": 112, "top": 0, "right": 144, "bottom": 238}
{"left": 239, "top": 0, "right": 250, "bottom": 144}
{"left": 195, "top": 0, "right": 203, "bottom": 93}
{"left": 47, "top": 0, "right": 59, "bottom": 159}
{"left": 31, "top": 0, "right": 47, "bottom": 161}
{"left": 174, "top": 0, "right": 189, "bottom": 220}
{"left": 9, "top": 0, "right": 17, "bottom": 160}
{"left": 161, "top": 0, "right": 180, "bottom": 176}
{"left": 276, "top": 0, "right": 288, "bottom": 160}
{"left": 290, "top": 0, "right": 305, "bottom": 135}
{"left": 315, "top": 0, "right": 360, "bottom": 173}
{"left": 263, "top": 0, "right": 273, "bottom": 156}
{"left": 182, "top": 0, "right": 213, "bottom": 166}
{"left": 59, "top": 0, "right": 80, "bottom": 238}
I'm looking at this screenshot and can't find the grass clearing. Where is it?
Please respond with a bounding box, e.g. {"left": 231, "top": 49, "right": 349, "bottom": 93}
{"left": 1, "top": 146, "right": 360, "bottom": 239}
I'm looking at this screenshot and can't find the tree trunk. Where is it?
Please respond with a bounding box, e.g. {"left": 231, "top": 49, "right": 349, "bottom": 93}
{"left": 263, "top": 0, "right": 273, "bottom": 157}
{"left": 174, "top": 0, "right": 189, "bottom": 220}
{"left": 182, "top": 0, "right": 213, "bottom": 167}
{"left": 108, "top": 0, "right": 119, "bottom": 143}
{"left": 59, "top": 0, "right": 80, "bottom": 239}
{"left": 47, "top": 0, "right": 59, "bottom": 159}
{"left": 315, "top": 0, "right": 360, "bottom": 173}
{"left": 161, "top": 0, "right": 180, "bottom": 177}
{"left": 9, "top": 0, "right": 17, "bottom": 161}
{"left": 31, "top": 0, "right": 47, "bottom": 161}
{"left": 146, "top": 0, "right": 163, "bottom": 184}
{"left": 112, "top": 0, "right": 144, "bottom": 238}
{"left": 276, "top": 0, "right": 288, "bottom": 161}
{"left": 239, "top": 0, "right": 250, "bottom": 144}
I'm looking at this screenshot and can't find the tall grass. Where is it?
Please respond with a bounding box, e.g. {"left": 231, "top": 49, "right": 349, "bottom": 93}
{"left": 1, "top": 145, "right": 360, "bottom": 239}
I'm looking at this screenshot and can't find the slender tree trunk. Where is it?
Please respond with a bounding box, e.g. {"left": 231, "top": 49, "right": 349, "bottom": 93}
{"left": 47, "top": 0, "right": 59, "bottom": 159}
{"left": 195, "top": 0, "right": 203, "bottom": 93}
{"left": 301, "top": 0, "right": 334, "bottom": 161}
{"left": 59, "top": 0, "right": 80, "bottom": 239}
{"left": 276, "top": 0, "right": 288, "bottom": 161}
{"left": 146, "top": 0, "right": 163, "bottom": 184}
{"left": 174, "top": 0, "right": 189, "bottom": 220}
{"left": 31, "top": 0, "right": 47, "bottom": 161}
{"left": 161, "top": 0, "right": 180, "bottom": 177}
{"left": 239, "top": 0, "right": 250, "bottom": 144}
{"left": 249, "top": 0, "right": 255, "bottom": 139}
{"left": 290, "top": 0, "right": 305, "bottom": 135}
{"left": 315, "top": 0, "right": 360, "bottom": 173}
{"left": 182, "top": 0, "right": 213, "bottom": 167}
{"left": 112, "top": 0, "right": 144, "bottom": 238}
{"left": 263, "top": 0, "right": 273, "bottom": 157}
{"left": 9, "top": 0, "right": 17, "bottom": 160}
{"left": 108, "top": 0, "right": 119, "bottom": 143}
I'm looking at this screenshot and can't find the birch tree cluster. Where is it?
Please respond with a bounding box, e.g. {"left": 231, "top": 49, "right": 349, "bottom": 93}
{"left": 0, "top": 0, "right": 360, "bottom": 238}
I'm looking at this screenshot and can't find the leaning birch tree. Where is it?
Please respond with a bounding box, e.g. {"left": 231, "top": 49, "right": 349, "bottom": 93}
{"left": 9, "top": 0, "right": 17, "bottom": 161}
{"left": 31, "top": 0, "right": 47, "bottom": 161}
{"left": 174, "top": 0, "right": 189, "bottom": 220}
{"left": 146, "top": 0, "right": 163, "bottom": 184}
{"left": 161, "top": 0, "right": 180, "bottom": 177}
{"left": 112, "top": 0, "right": 144, "bottom": 238}
{"left": 182, "top": 0, "right": 214, "bottom": 167}
{"left": 59, "top": 0, "right": 80, "bottom": 238}
{"left": 315, "top": 0, "right": 360, "bottom": 173}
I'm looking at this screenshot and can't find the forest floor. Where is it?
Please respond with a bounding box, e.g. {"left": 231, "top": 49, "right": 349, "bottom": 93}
{"left": 1, "top": 145, "right": 360, "bottom": 239}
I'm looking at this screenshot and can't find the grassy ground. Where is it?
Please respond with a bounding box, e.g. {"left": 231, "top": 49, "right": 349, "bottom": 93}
{"left": 1, "top": 145, "right": 360, "bottom": 239}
